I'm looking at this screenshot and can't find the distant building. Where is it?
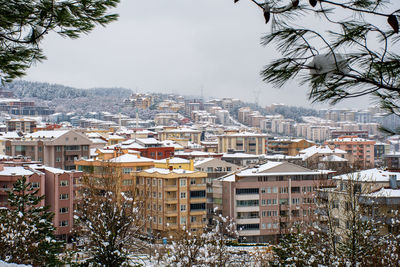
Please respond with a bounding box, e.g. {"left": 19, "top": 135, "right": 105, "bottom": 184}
{"left": 5, "top": 130, "right": 92, "bottom": 170}
{"left": 325, "top": 136, "right": 375, "bottom": 169}
{"left": 217, "top": 132, "right": 268, "bottom": 155}
{"left": 268, "top": 138, "right": 315, "bottom": 156}
{"left": 6, "top": 118, "right": 37, "bottom": 133}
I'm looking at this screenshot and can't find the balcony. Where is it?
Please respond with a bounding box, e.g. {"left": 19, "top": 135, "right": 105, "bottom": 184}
{"left": 165, "top": 210, "right": 178, "bottom": 216}
{"left": 238, "top": 229, "right": 260, "bottom": 236}
{"left": 236, "top": 206, "right": 259, "bottom": 212}
{"left": 236, "top": 194, "right": 259, "bottom": 201}
{"left": 236, "top": 218, "right": 260, "bottom": 224}
{"left": 164, "top": 186, "right": 178, "bottom": 191}
{"left": 165, "top": 198, "right": 177, "bottom": 204}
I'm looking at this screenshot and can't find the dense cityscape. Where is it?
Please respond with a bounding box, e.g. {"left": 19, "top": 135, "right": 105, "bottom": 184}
{"left": 0, "top": 80, "right": 399, "bottom": 265}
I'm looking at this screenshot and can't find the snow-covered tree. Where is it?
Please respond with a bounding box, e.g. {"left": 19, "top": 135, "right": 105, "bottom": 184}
{"left": 158, "top": 215, "right": 242, "bottom": 266}
{"left": 0, "top": 176, "right": 63, "bottom": 265}
{"left": 74, "top": 169, "right": 146, "bottom": 266}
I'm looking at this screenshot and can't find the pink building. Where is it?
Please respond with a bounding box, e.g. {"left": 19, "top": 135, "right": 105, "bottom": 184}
{"left": 216, "top": 161, "right": 333, "bottom": 243}
{"left": 325, "top": 136, "right": 375, "bottom": 169}
{"left": 0, "top": 159, "right": 82, "bottom": 241}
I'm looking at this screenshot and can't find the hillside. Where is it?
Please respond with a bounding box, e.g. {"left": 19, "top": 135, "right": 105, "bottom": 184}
{"left": 2, "top": 80, "right": 133, "bottom": 114}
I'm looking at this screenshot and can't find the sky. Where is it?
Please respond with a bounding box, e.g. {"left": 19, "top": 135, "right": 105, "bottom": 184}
{"left": 24, "top": 0, "right": 378, "bottom": 109}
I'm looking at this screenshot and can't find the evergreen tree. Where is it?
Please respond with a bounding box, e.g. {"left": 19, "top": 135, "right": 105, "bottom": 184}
{"left": 0, "top": 0, "right": 120, "bottom": 82}
{"left": 0, "top": 176, "right": 64, "bottom": 265}
{"left": 238, "top": 0, "right": 400, "bottom": 114}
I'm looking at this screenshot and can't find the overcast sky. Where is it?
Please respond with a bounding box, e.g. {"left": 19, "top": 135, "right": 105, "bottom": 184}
{"left": 24, "top": 0, "right": 378, "bottom": 109}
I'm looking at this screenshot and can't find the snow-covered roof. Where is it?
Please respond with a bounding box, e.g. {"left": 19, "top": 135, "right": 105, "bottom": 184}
{"left": 0, "top": 166, "right": 34, "bottom": 176}
{"left": 321, "top": 155, "right": 348, "bottom": 162}
{"left": 26, "top": 130, "right": 69, "bottom": 139}
{"left": 155, "top": 158, "right": 190, "bottom": 164}
{"left": 222, "top": 153, "right": 260, "bottom": 159}
{"left": 333, "top": 169, "right": 400, "bottom": 182}
{"left": 175, "top": 151, "right": 219, "bottom": 157}
{"left": 107, "top": 134, "right": 124, "bottom": 140}
{"left": 160, "top": 140, "right": 184, "bottom": 149}
{"left": 221, "top": 173, "right": 236, "bottom": 182}
{"left": 263, "top": 154, "right": 302, "bottom": 160}
{"left": 194, "top": 158, "right": 215, "bottom": 166}
{"left": 141, "top": 167, "right": 194, "bottom": 175}
{"left": 90, "top": 138, "right": 107, "bottom": 144}
{"left": 300, "top": 145, "right": 347, "bottom": 160}
{"left": 367, "top": 188, "right": 400, "bottom": 198}
{"left": 108, "top": 154, "right": 153, "bottom": 163}
{"left": 28, "top": 164, "right": 67, "bottom": 174}
{"left": 0, "top": 131, "right": 21, "bottom": 139}
{"left": 136, "top": 138, "right": 161, "bottom": 145}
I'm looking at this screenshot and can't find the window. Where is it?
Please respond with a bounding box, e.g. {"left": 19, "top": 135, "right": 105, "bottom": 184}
{"left": 190, "top": 179, "right": 196, "bottom": 185}
{"left": 31, "top": 182, "right": 40, "bottom": 189}
{"left": 60, "top": 180, "right": 69, "bottom": 187}
{"left": 159, "top": 217, "right": 162, "bottom": 224}
{"left": 272, "top": 187, "right": 278, "bottom": 193}
{"left": 159, "top": 205, "right": 162, "bottom": 211}
{"left": 59, "top": 220, "right": 68, "bottom": 227}
{"left": 180, "top": 204, "right": 186, "bottom": 211}
{"left": 74, "top": 137, "right": 78, "bottom": 141}
{"left": 190, "top": 216, "right": 197, "bottom": 223}
{"left": 190, "top": 203, "right": 205, "bottom": 211}
{"left": 261, "top": 223, "right": 266, "bottom": 229}
{"left": 279, "top": 187, "right": 288, "bottom": 193}
{"left": 83, "top": 145, "right": 89, "bottom": 151}
{"left": 266, "top": 187, "right": 271, "bottom": 193}
{"left": 158, "top": 179, "right": 162, "bottom": 187}
{"left": 267, "top": 210, "right": 278, "bottom": 217}
{"left": 260, "top": 211, "right": 265, "bottom": 217}
{"left": 236, "top": 200, "right": 259, "bottom": 207}
{"left": 180, "top": 179, "right": 187, "bottom": 187}
{"left": 261, "top": 199, "right": 266, "bottom": 206}
{"left": 122, "top": 179, "right": 133, "bottom": 186}
{"left": 56, "top": 157, "right": 61, "bottom": 162}
{"left": 56, "top": 146, "right": 62, "bottom": 152}
{"left": 207, "top": 167, "right": 213, "bottom": 172}
{"left": 279, "top": 198, "right": 288, "bottom": 205}
{"left": 153, "top": 179, "right": 157, "bottom": 186}
{"left": 180, "top": 192, "right": 186, "bottom": 199}
{"left": 292, "top": 198, "right": 300, "bottom": 205}
{"left": 38, "top": 147, "right": 42, "bottom": 152}
{"left": 152, "top": 192, "right": 157, "bottom": 198}
{"left": 59, "top": 207, "right": 69, "bottom": 213}
{"left": 159, "top": 192, "right": 162, "bottom": 199}
{"left": 261, "top": 188, "right": 266, "bottom": 194}
{"left": 190, "top": 190, "right": 205, "bottom": 198}
{"left": 332, "top": 200, "right": 339, "bottom": 209}
{"left": 180, "top": 216, "right": 186, "bottom": 225}
{"left": 60, "top": 194, "right": 69, "bottom": 200}
{"left": 235, "top": 188, "right": 259, "bottom": 195}
{"left": 123, "top": 168, "right": 132, "bottom": 174}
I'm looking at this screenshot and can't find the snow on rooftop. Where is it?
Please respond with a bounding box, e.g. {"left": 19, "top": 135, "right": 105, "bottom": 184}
{"left": 142, "top": 167, "right": 194, "bottom": 175}
{"left": 136, "top": 138, "right": 160, "bottom": 145}
{"left": 333, "top": 169, "right": 400, "bottom": 182}
{"left": 221, "top": 173, "right": 236, "bottom": 182}
{"left": 367, "top": 188, "right": 400, "bottom": 198}
{"left": 0, "top": 166, "right": 34, "bottom": 176}
{"left": 90, "top": 138, "right": 107, "bottom": 144}
{"left": 28, "top": 164, "right": 67, "bottom": 174}
{"left": 194, "top": 157, "right": 215, "bottom": 166}
{"left": 109, "top": 154, "right": 153, "bottom": 163}
{"left": 155, "top": 158, "right": 190, "bottom": 164}
{"left": 300, "top": 145, "right": 347, "bottom": 160}
{"left": 26, "top": 130, "right": 69, "bottom": 139}
{"left": 222, "top": 153, "right": 260, "bottom": 158}
{"left": 321, "top": 155, "right": 348, "bottom": 162}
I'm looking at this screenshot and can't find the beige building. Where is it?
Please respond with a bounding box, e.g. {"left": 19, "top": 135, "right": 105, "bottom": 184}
{"left": 5, "top": 130, "right": 92, "bottom": 170}
{"left": 158, "top": 128, "right": 201, "bottom": 146}
{"left": 6, "top": 118, "right": 37, "bottom": 133}
{"left": 217, "top": 132, "right": 268, "bottom": 155}
{"left": 136, "top": 168, "right": 208, "bottom": 237}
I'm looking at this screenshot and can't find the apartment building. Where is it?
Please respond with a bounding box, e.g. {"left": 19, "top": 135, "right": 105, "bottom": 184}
{"left": 320, "top": 169, "right": 400, "bottom": 237}
{"left": 136, "top": 168, "right": 208, "bottom": 237}
{"left": 0, "top": 160, "right": 82, "bottom": 241}
{"left": 158, "top": 128, "right": 201, "bottom": 146}
{"left": 5, "top": 130, "right": 92, "bottom": 170}
{"left": 268, "top": 138, "right": 315, "bottom": 156}
{"left": 325, "top": 136, "right": 375, "bottom": 169}
{"left": 217, "top": 161, "right": 333, "bottom": 243}
{"left": 217, "top": 132, "right": 268, "bottom": 155}
{"left": 6, "top": 118, "right": 37, "bottom": 133}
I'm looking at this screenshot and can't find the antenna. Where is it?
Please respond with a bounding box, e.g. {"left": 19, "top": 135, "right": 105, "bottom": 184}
{"left": 253, "top": 89, "right": 261, "bottom": 106}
